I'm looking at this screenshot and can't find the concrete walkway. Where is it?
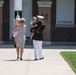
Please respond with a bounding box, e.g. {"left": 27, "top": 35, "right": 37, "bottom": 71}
{"left": 0, "top": 45, "right": 76, "bottom": 75}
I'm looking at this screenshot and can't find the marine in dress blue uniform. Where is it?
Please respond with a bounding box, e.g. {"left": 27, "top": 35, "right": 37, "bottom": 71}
{"left": 32, "top": 15, "right": 45, "bottom": 60}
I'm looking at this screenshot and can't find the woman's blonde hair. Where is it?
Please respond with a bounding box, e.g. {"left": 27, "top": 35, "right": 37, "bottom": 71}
{"left": 20, "top": 18, "right": 26, "bottom": 23}
{"left": 30, "top": 17, "right": 37, "bottom": 25}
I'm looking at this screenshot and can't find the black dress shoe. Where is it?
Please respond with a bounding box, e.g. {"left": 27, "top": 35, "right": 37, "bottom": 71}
{"left": 39, "top": 57, "right": 44, "bottom": 60}
{"left": 34, "top": 59, "right": 38, "bottom": 60}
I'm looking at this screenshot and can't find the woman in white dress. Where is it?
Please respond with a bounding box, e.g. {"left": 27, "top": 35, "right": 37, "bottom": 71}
{"left": 15, "top": 18, "right": 27, "bottom": 60}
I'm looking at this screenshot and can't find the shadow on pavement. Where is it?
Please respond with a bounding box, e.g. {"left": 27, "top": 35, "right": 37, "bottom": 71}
{"left": 4, "top": 59, "right": 36, "bottom": 61}
{"left": 4, "top": 59, "right": 19, "bottom": 61}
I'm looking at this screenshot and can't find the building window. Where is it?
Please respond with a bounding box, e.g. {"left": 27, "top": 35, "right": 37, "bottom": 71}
{"left": 56, "top": 0, "right": 75, "bottom": 27}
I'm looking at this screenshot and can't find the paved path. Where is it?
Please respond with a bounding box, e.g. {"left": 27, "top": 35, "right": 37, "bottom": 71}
{"left": 0, "top": 45, "right": 76, "bottom": 75}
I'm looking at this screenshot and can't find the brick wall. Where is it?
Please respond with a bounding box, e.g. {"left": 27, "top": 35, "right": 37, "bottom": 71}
{"left": 0, "top": 7, "right": 2, "bottom": 41}
{"left": 38, "top": 7, "right": 51, "bottom": 41}
{"left": 51, "top": 0, "right": 76, "bottom": 43}
{"left": 51, "top": 0, "right": 56, "bottom": 42}
{"left": 32, "top": 0, "right": 38, "bottom": 16}
{"left": 2, "top": 0, "right": 10, "bottom": 41}
{"left": 2, "top": 0, "right": 76, "bottom": 43}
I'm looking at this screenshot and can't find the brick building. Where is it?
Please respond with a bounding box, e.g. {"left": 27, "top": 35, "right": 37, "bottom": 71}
{"left": 0, "top": 0, "right": 76, "bottom": 45}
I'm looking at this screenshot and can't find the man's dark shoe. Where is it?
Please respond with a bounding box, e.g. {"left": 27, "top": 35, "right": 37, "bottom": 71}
{"left": 39, "top": 57, "right": 44, "bottom": 60}
{"left": 34, "top": 59, "right": 38, "bottom": 60}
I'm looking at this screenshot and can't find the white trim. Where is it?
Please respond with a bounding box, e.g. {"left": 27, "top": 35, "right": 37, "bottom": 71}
{"left": 56, "top": 0, "right": 75, "bottom": 27}
{"left": 43, "top": 41, "right": 51, "bottom": 45}
{"left": 52, "top": 42, "right": 76, "bottom": 45}
{"left": 55, "top": 24, "right": 75, "bottom": 28}
{"left": 37, "top": 1, "right": 52, "bottom": 7}
{"left": 0, "top": 1, "right": 4, "bottom": 7}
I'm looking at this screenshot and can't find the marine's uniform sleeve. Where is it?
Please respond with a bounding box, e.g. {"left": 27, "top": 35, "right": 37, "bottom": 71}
{"left": 34, "top": 24, "right": 45, "bottom": 33}
{"left": 38, "top": 25, "right": 45, "bottom": 33}
{"left": 32, "top": 22, "right": 45, "bottom": 41}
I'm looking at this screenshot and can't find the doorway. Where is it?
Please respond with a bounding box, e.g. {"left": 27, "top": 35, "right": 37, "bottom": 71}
{"left": 10, "top": 0, "right": 32, "bottom": 39}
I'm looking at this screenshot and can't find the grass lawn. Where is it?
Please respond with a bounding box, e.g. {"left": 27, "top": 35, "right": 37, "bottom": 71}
{"left": 60, "top": 51, "right": 76, "bottom": 73}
